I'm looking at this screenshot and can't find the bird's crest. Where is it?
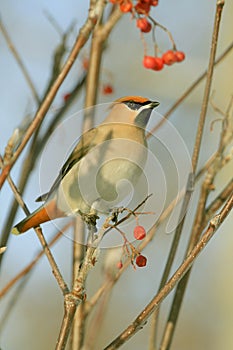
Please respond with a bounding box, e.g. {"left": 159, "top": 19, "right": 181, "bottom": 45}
{"left": 114, "top": 96, "right": 150, "bottom": 104}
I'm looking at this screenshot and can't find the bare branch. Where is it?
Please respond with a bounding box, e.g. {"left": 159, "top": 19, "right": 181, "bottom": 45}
{"left": 104, "top": 190, "right": 233, "bottom": 350}
{"left": 157, "top": 3, "right": 226, "bottom": 348}
{"left": 150, "top": 1, "right": 225, "bottom": 348}
{"left": 0, "top": 0, "right": 106, "bottom": 190}
{"left": 0, "top": 17, "right": 40, "bottom": 104}
{"left": 148, "top": 40, "right": 233, "bottom": 136}
{"left": 0, "top": 223, "right": 71, "bottom": 299}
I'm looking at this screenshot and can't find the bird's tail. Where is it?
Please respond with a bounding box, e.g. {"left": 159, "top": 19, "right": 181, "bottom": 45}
{"left": 12, "top": 199, "right": 65, "bottom": 235}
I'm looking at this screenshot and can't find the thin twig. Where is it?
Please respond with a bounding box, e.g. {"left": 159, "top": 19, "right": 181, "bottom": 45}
{"left": 149, "top": 172, "right": 194, "bottom": 350}
{"left": 0, "top": 17, "right": 40, "bottom": 104}
{"left": 204, "top": 177, "right": 233, "bottom": 226}
{"left": 0, "top": 273, "right": 31, "bottom": 333}
{"left": 148, "top": 16, "right": 177, "bottom": 50}
{"left": 85, "top": 275, "right": 113, "bottom": 349}
{"left": 0, "top": 223, "right": 71, "bottom": 299}
{"left": 70, "top": 7, "right": 106, "bottom": 349}
{"left": 160, "top": 92, "right": 232, "bottom": 350}
{"left": 70, "top": 217, "right": 86, "bottom": 349}
{"left": 88, "top": 171, "right": 233, "bottom": 315}
{"left": 149, "top": 2, "right": 225, "bottom": 348}
{"left": 64, "top": 6, "right": 122, "bottom": 349}
{"left": 192, "top": 3, "right": 224, "bottom": 173}
{"left": 0, "top": 72, "right": 86, "bottom": 267}
{"left": 0, "top": 155, "right": 69, "bottom": 295}
{"left": 55, "top": 2, "right": 123, "bottom": 349}
{"left": 104, "top": 190, "right": 233, "bottom": 350}
{"left": 0, "top": 10, "right": 96, "bottom": 268}
{"left": 35, "top": 226, "right": 70, "bottom": 294}
{"left": 0, "top": 2, "right": 105, "bottom": 190}
{"left": 60, "top": 193, "right": 151, "bottom": 350}
{"left": 158, "top": 3, "right": 225, "bottom": 349}
{"left": 148, "top": 40, "right": 233, "bottom": 136}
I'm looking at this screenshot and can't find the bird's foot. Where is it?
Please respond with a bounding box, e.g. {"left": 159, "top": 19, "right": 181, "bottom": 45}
{"left": 78, "top": 211, "right": 100, "bottom": 245}
{"left": 79, "top": 211, "right": 99, "bottom": 231}
{"left": 109, "top": 206, "right": 125, "bottom": 223}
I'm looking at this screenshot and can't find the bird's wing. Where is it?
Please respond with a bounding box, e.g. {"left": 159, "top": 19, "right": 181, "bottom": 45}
{"left": 36, "top": 127, "right": 98, "bottom": 202}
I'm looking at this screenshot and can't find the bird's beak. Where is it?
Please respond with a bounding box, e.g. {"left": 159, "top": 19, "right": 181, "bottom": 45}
{"left": 148, "top": 101, "right": 160, "bottom": 109}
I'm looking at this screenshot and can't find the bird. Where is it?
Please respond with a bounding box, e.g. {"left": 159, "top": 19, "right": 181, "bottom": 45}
{"left": 12, "top": 96, "right": 159, "bottom": 235}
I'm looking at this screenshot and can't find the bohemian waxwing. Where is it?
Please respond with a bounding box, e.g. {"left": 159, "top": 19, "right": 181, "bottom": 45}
{"left": 12, "top": 96, "right": 159, "bottom": 234}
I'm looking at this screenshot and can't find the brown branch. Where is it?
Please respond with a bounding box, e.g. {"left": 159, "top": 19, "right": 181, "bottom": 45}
{"left": 148, "top": 40, "right": 233, "bottom": 136}
{"left": 0, "top": 223, "right": 71, "bottom": 299}
{"left": 0, "top": 17, "right": 40, "bottom": 104}
{"left": 65, "top": 6, "right": 122, "bottom": 349}
{"left": 149, "top": 1, "right": 225, "bottom": 348}
{"left": 87, "top": 152, "right": 232, "bottom": 310}
{"left": 192, "top": 2, "right": 225, "bottom": 172}
{"left": 189, "top": 97, "right": 232, "bottom": 252}
{"left": 35, "top": 226, "right": 70, "bottom": 294}
{"left": 0, "top": 2, "right": 104, "bottom": 191}
{"left": 70, "top": 217, "right": 86, "bottom": 349}
{"left": 0, "top": 155, "right": 69, "bottom": 295}
{"left": 70, "top": 11, "right": 106, "bottom": 350}
{"left": 56, "top": 3, "right": 123, "bottom": 349}
{"left": 104, "top": 190, "right": 233, "bottom": 350}
{"left": 85, "top": 275, "right": 113, "bottom": 349}
{"left": 0, "top": 72, "right": 86, "bottom": 266}
{"left": 204, "top": 178, "right": 233, "bottom": 226}
{"left": 0, "top": 6, "right": 99, "bottom": 268}
{"left": 157, "top": 3, "right": 226, "bottom": 349}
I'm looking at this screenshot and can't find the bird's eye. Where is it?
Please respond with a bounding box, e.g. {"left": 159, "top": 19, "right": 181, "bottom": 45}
{"left": 124, "top": 101, "right": 144, "bottom": 110}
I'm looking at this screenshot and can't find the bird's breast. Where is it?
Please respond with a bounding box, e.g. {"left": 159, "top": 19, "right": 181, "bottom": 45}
{"left": 57, "top": 126, "right": 148, "bottom": 215}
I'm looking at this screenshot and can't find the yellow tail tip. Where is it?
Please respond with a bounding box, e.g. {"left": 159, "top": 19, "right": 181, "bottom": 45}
{"left": 11, "top": 226, "right": 21, "bottom": 235}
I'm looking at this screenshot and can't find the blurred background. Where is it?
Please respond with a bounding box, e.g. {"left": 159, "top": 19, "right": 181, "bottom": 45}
{"left": 0, "top": 1, "right": 233, "bottom": 349}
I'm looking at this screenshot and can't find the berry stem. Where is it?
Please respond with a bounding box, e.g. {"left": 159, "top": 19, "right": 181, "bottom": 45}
{"left": 152, "top": 25, "right": 159, "bottom": 56}
{"left": 148, "top": 15, "right": 177, "bottom": 51}
{"left": 139, "top": 31, "right": 148, "bottom": 56}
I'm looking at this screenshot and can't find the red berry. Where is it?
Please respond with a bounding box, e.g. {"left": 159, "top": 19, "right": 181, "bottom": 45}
{"left": 140, "top": 0, "right": 153, "bottom": 4}
{"left": 63, "top": 93, "right": 71, "bottom": 102}
{"left": 120, "top": 0, "right": 133, "bottom": 13}
{"left": 152, "top": 57, "right": 164, "bottom": 71}
{"left": 143, "top": 56, "right": 156, "bottom": 69}
{"left": 162, "top": 50, "right": 177, "bottom": 66}
{"left": 150, "top": 0, "right": 158, "bottom": 6}
{"left": 135, "top": 1, "right": 151, "bottom": 14}
{"left": 102, "top": 84, "right": 114, "bottom": 95}
{"left": 136, "top": 255, "right": 147, "bottom": 267}
{"left": 143, "top": 56, "right": 164, "bottom": 71}
{"left": 116, "top": 261, "right": 123, "bottom": 269}
{"left": 174, "top": 51, "right": 185, "bottom": 62}
{"left": 136, "top": 17, "right": 152, "bottom": 33}
{"left": 134, "top": 225, "right": 146, "bottom": 240}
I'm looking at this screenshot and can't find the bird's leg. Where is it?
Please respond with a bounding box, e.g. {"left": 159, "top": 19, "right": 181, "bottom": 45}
{"left": 109, "top": 206, "right": 125, "bottom": 223}
{"left": 78, "top": 210, "right": 99, "bottom": 244}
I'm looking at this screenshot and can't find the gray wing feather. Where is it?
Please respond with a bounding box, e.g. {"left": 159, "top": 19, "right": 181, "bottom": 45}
{"left": 35, "top": 127, "right": 98, "bottom": 202}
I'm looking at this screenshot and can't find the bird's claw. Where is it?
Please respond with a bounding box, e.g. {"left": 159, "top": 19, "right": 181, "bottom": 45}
{"left": 79, "top": 211, "right": 99, "bottom": 232}
{"left": 109, "top": 206, "right": 125, "bottom": 223}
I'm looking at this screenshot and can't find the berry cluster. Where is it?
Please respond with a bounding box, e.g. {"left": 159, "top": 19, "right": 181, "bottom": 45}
{"left": 116, "top": 224, "right": 148, "bottom": 269}
{"left": 110, "top": 0, "right": 158, "bottom": 14}
{"left": 109, "top": 0, "right": 185, "bottom": 72}
{"left": 143, "top": 50, "right": 185, "bottom": 71}
{"left": 133, "top": 225, "right": 147, "bottom": 267}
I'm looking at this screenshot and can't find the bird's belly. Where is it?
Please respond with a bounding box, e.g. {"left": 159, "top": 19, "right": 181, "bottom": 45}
{"left": 57, "top": 138, "right": 147, "bottom": 215}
